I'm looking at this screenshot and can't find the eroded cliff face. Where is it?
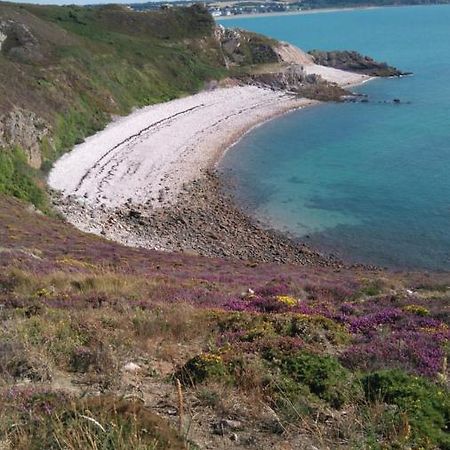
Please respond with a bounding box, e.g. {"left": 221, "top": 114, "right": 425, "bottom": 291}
{"left": 0, "top": 19, "right": 50, "bottom": 168}
{"left": 0, "top": 29, "right": 7, "bottom": 50}
{"left": 274, "top": 41, "right": 314, "bottom": 66}
{"left": 0, "top": 19, "right": 44, "bottom": 63}
{"left": 0, "top": 108, "right": 50, "bottom": 168}
{"left": 215, "top": 25, "right": 280, "bottom": 67}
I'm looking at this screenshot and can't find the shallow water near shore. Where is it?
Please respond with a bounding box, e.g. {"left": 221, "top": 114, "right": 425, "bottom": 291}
{"left": 219, "top": 5, "right": 450, "bottom": 270}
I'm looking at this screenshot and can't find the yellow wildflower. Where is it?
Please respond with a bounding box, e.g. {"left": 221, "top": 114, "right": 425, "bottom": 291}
{"left": 403, "top": 304, "right": 429, "bottom": 316}
{"left": 275, "top": 295, "right": 298, "bottom": 307}
{"left": 199, "top": 353, "right": 222, "bottom": 363}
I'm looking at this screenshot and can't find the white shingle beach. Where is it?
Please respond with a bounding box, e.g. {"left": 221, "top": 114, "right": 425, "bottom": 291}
{"left": 48, "top": 54, "right": 367, "bottom": 210}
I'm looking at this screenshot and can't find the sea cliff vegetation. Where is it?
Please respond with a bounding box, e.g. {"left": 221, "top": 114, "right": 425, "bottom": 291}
{"left": 0, "top": 3, "right": 448, "bottom": 449}
{"left": 0, "top": 194, "right": 449, "bottom": 448}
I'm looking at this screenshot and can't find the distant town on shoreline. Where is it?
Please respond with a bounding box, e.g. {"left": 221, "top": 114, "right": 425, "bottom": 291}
{"left": 126, "top": 0, "right": 450, "bottom": 18}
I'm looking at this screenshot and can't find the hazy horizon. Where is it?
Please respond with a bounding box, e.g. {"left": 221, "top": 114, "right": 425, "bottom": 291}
{"left": 1, "top": 0, "right": 165, "bottom": 4}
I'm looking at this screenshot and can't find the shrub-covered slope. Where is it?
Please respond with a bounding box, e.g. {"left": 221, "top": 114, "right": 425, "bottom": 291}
{"left": 0, "top": 194, "right": 449, "bottom": 449}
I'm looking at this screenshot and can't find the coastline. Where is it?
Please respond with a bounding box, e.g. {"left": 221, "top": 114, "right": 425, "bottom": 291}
{"left": 216, "top": 5, "right": 380, "bottom": 21}
{"left": 49, "top": 85, "right": 318, "bottom": 209}
{"left": 215, "top": 3, "right": 443, "bottom": 21}
{"left": 48, "top": 70, "right": 371, "bottom": 266}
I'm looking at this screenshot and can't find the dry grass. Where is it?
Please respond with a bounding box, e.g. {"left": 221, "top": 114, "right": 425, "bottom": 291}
{"left": 1, "top": 395, "right": 186, "bottom": 450}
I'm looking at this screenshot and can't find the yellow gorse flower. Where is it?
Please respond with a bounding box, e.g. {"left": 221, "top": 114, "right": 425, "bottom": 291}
{"left": 403, "top": 304, "right": 429, "bottom": 316}
{"left": 199, "top": 353, "right": 222, "bottom": 363}
{"left": 275, "top": 295, "right": 298, "bottom": 307}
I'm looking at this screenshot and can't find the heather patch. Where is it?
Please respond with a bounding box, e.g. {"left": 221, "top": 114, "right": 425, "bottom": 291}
{"left": 341, "top": 331, "right": 448, "bottom": 377}
{"left": 1, "top": 196, "right": 449, "bottom": 448}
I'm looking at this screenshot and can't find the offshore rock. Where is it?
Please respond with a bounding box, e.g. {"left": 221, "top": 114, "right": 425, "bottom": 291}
{"left": 308, "top": 50, "right": 409, "bottom": 77}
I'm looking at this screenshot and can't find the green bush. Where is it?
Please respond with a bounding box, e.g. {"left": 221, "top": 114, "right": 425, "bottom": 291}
{"left": 362, "top": 370, "right": 450, "bottom": 448}
{"left": 356, "top": 278, "right": 386, "bottom": 297}
{"left": 287, "top": 314, "right": 351, "bottom": 345}
{"left": 280, "top": 352, "right": 361, "bottom": 408}
{"left": 177, "top": 353, "right": 228, "bottom": 385}
{"left": 0, "top": 148, "right": 46, "bottom": 209}
{"left": 270, "top": 374, "right": 317, "bottom": 422}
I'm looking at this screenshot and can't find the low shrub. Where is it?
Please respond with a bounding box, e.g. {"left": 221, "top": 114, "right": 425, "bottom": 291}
{"left": 287, "top": 314, "right": 351, "bottom": 346}
{"left": 69, "top": 344, "right": 113, "bottom": 374}
{"left": 341, "top": 331, "right": 446, "bottom": 378}
{"left": 270, "top": 375, "right": 317, "bottom": 422}
{"left": 403, "top": 304, "right": 430, "bottom": 316}
{"left": 362, "top": 370, "right": 450, "bottom": 448}
{"left": 279, "top": 352, "right": 361, "bottom": 409}
{"left": 0, "top": 342, "right": 50, "bottom": 381}
{"left": 177, "top": 353, "right": 228, "bottom": 385}
{"left": 0, "top": 148, "right": 46, "bottom": 210}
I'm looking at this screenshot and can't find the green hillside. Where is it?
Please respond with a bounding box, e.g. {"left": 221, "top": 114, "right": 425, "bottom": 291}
{"left": 0, "top": 2, "right": 275, "bottom": 208}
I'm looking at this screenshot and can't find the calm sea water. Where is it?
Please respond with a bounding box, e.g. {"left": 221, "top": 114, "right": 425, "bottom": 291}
{"left": 218, "top": 5, "right": 450, "bottom": 270}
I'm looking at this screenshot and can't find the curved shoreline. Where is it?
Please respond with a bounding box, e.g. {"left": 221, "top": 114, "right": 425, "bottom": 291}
{"left": 49, "top": 86, "right": 317, "bottom": 210}
{"left": 48, "top": 71, "right": 371, "bottom": 266}
{"left": 216, "top": 3, "right": 444, "bottom": 22}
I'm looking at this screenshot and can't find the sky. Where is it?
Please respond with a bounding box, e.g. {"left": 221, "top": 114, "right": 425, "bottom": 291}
{"left": 2, "top": 0, "right": 156, "bottom": 4}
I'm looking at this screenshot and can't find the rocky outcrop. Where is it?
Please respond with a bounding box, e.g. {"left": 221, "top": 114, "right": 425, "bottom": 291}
{"left": 215, "top": 25, "right": 280, "bottom": 68}
{"left": 0, "top": 108, "right": 50, "bottom": 168}
{"left": 240, "top": 65, "right": 348, "bottom": 101}
{"left": 0, "top": 29, "right": 7, "bottom": 50}
{"left": 308, "top": 50, "right": 409, "bottom": 77}
{"left": 243, "top": 65, "right": 314, "bottom": 91}
{"left": 0, "top": 20, "right": 43, "bottom": 63}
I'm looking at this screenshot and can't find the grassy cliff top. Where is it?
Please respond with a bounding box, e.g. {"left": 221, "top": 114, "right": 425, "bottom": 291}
{"left": 0, "top": 2, "right": 222, "bottom": 125}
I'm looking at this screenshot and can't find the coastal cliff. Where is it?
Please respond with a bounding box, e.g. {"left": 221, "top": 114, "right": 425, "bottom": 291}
{"left": 0, "top": 4, "right": 292, "bottom": 207}
{"left": 0, "top": 3, "right": 448, "bottom": 450}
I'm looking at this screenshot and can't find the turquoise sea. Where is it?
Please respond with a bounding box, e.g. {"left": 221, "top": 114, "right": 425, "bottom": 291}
{"left": 218, "top": 5, "right": 450, "bottom": 270}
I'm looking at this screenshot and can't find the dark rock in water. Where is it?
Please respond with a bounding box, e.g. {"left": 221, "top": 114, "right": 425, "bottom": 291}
{"left": 393, "top": 98, "right": 401, "bottom": 104}
{"left": 308, "top": 50, "right": 409, "bottom": 77}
